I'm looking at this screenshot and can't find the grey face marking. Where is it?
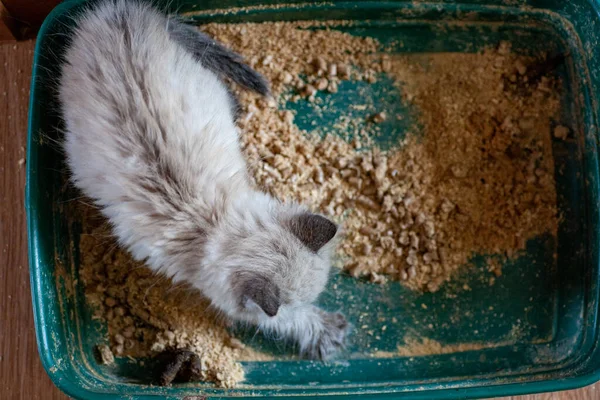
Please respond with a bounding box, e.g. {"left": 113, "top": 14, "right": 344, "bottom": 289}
{"left": 233, "top": 272, "right": 281, "bottom": 317}
{"left": 288, "top": 213, "right": 337, "bottom": 253}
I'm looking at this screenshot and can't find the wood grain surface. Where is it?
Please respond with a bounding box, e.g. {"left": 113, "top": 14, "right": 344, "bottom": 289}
{"left": 0, "top": 39, "right": 597, "bottom": 400}
{"left": 0, "top": 3, "right": 18, "bottom": 42}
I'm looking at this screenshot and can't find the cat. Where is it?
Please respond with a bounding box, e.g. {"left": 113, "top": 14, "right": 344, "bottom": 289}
{"left": 59, "top": 0, "right": 348, "bottom": 359}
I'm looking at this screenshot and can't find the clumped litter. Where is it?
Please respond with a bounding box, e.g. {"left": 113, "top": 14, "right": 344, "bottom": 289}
{"left": 156, "top": 348, "right": 204, "bottom": 386}
{"left": 78, "top": 20, "right": 565, "bottom": 387}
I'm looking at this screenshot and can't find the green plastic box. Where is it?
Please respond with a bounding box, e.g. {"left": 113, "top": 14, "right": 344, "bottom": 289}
{"left": 26, "top": 0, "right": 600, "bottom": 398}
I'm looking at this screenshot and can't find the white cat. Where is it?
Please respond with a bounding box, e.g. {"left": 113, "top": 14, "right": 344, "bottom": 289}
{"left": 59, "top": 0, "right": 348, "bottom": 359}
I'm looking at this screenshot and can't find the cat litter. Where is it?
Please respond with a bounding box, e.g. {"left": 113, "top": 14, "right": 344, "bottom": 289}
{"left": 75, "top": 20, "right": 563, "bottom": 387}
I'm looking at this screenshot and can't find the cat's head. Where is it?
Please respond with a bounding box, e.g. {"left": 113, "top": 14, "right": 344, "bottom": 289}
{"left": 202, "top": 195, "right": 338, "bottom": 321}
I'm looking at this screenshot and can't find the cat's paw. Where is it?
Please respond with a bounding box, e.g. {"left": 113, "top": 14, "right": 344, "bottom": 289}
{"left": 308, "top": 311, "right": 349, "bottom": 360}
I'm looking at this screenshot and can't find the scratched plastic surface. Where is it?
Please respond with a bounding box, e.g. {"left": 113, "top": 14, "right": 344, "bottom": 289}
{"left": 26, "top": 1, "right": 600, "bottom": 399}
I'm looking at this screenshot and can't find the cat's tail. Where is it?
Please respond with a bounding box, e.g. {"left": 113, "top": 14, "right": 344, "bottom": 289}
{"left": 167, "top": 18, "right": 270, "bottom": 97}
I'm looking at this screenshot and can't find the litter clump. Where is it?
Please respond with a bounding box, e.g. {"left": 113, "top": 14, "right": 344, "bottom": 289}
{"left": 95, "top": 344, "right": 115, "bottom": 365}
{"left": 157, "top": 349, "right": 204, "bottom": 386}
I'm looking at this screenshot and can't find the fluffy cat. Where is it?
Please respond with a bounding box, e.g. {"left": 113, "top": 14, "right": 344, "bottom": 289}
{"left": 59, "top": 0, "right": 348, "bottom": 359}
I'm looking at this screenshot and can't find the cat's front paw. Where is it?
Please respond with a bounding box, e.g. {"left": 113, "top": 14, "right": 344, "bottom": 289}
{"left": 308, "top": 311, "right": 349, "bottom": 360}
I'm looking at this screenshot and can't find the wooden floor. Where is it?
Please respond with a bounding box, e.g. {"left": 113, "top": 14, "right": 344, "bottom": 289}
{"left": 0, "top": 40, "right": 597, "bottom": 400}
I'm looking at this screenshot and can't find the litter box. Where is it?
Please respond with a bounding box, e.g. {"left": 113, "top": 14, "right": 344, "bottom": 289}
{"left": 26, "top": 0, "right": 600, "bottom": 398}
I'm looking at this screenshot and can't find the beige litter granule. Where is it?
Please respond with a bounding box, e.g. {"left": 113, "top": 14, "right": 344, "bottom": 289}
{"left": 96, "top": 344, "right": 115, "bottom": 365}
{"left": 79, "top": 21, "right": 563, "bottom": 387}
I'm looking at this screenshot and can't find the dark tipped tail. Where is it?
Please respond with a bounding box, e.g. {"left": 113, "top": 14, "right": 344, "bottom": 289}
{"left": 167, "top": 19, "right": 270, "bottom": 96}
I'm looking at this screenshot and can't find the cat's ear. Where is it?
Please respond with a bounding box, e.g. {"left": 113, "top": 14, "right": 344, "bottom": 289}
{"left": 288, "top": 213, "right": 337, "bottom": 252}
{"left": 234, "top": 272, "right": 280, "bottom": 317}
